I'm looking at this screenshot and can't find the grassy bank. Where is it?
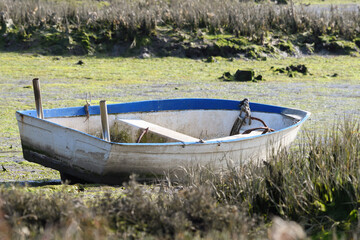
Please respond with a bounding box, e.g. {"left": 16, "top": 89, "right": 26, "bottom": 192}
{"left": 0, "top": 0, "right": 359, "bottom": 57}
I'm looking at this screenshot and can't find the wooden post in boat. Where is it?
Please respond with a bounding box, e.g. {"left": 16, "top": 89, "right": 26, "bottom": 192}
{"left": 32, "top": 78, "right": 44, "bottom": 119}
{"left": 100, "top": 100, "right": 111, "bottom": 141}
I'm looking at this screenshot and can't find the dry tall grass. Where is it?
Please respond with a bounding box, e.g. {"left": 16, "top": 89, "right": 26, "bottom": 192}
{"left": 1, "top": 0, "right": 359, "bottom": 41}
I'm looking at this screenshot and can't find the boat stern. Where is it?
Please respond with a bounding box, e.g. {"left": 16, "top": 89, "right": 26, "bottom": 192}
{"left": 16, "top": 111, "right": 112, "bottom": 183}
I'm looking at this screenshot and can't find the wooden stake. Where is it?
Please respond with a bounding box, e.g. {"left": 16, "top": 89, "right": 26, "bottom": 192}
{"left": 100, "top": 100, "right": 110, "bottom": 141}
{"left": 32, "top": 78, "right": 44, "bottom": 119}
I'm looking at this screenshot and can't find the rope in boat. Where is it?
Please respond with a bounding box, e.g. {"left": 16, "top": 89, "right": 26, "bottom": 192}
{"left": 243, "top": 117, "right": 275, "bottom": 134}
{"left": 230, "top": 98, "right": 274, "bottom": 136}
{"left": 136, "top": 127, "right": 149, "bottom": 143}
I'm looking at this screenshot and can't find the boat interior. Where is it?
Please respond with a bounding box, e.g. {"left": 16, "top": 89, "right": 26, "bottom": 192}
{"left": 47, "top": 110, "right": 299, "bottom": 143}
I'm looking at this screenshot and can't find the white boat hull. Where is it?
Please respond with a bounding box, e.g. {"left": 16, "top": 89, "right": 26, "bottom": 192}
{"left": 16, "top": 98, "right": 310, "bottom": 184}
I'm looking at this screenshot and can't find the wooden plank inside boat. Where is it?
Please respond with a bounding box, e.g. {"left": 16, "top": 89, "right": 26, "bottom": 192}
{"left": 115, "top": 118, "right": 200, "bottom": 143}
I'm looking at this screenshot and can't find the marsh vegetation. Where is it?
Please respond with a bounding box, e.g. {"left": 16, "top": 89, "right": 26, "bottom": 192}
{"left": 0, "top": 0, "right": 359, "bottom": 57}
{"left": 0, "top": 0, "right": 360, "bottom": 239}
{"left": 0, "top": 118, "right": 359, "bottom": 239}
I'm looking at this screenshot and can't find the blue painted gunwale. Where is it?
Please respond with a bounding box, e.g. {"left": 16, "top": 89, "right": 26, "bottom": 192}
{"left": 16, "top": 98, "right": 310, "bottom": 145}
{"left": 18, "top": 98, "right": 287, "bottom": 118}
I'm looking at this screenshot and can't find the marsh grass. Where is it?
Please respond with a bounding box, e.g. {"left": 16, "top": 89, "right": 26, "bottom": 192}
{"left": 175, "top": 117, "right": 360, "bottom": 234}
{"left": 0, "top": 0, "right": 359, "bottom": 55}
{"left": 0, "top": 118, "right": 359, "bottom": 239}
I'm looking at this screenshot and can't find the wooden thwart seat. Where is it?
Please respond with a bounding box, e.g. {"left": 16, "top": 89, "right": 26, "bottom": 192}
{"left": 117, "top": 119, "right": 199, "bottom": 143}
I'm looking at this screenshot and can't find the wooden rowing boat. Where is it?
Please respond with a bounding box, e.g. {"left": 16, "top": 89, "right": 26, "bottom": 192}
{"left": 16, "top": 98, "right": 310, "bottom": 184}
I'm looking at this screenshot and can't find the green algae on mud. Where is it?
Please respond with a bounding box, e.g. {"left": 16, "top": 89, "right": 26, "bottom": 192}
{"left": 0, "top": 154, "right": 60, "bottom": 182}
{"left": 1, "top": 53, "right": 360, "bottom": 84}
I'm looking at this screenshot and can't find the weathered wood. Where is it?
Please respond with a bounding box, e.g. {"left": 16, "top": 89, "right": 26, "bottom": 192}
{"left": 100, "top": 100, "right": 110, "bottom": 141}
{"left": 32, "top": 78, "right": 44, "bottom": 119}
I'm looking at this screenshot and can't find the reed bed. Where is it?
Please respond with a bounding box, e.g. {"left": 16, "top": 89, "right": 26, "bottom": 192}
{"left": 0, "top": 118, "right": 359, "bottom": 239}
{"left": 0, "top": 0, "right": 359, "bottom": 54}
